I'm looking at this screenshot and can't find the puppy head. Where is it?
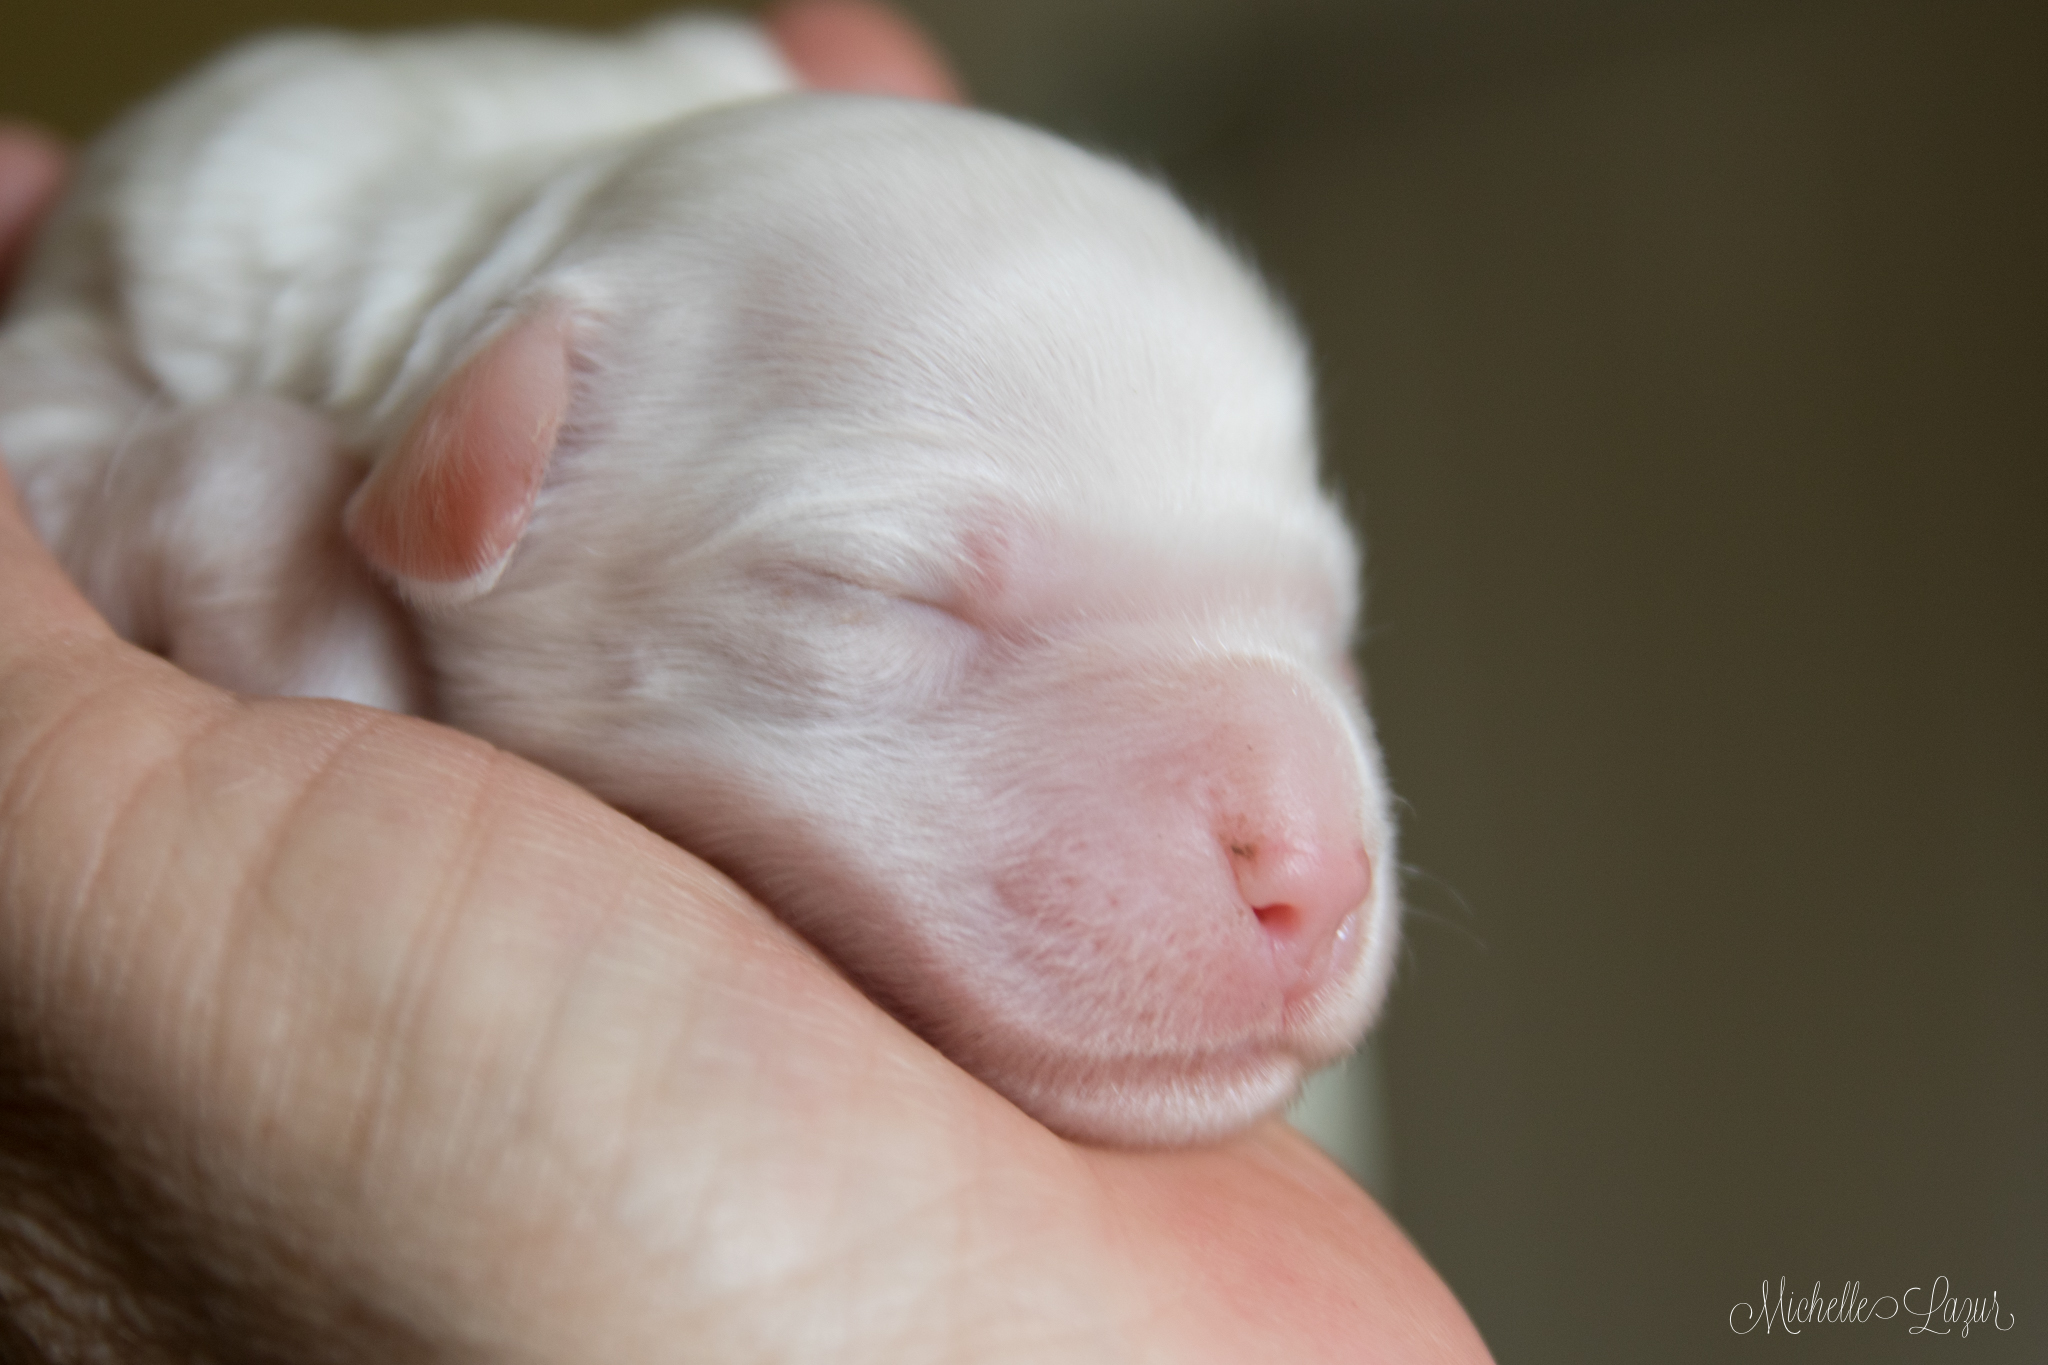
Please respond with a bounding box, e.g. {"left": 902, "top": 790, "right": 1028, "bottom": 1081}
{"left": 363, "top": 97, "right": 1399, "bottom": 1145}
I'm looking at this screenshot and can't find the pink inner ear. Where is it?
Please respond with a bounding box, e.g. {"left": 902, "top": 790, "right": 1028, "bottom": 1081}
{"left": 348, "top": 305, "right": 573, "bottom": 590}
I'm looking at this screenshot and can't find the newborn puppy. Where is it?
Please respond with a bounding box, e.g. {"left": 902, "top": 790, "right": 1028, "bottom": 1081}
{"left": 0, "top": 15, "right": 1398, "bottom": 1146}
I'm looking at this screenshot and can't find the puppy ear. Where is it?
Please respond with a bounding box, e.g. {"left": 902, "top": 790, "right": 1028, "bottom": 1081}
{"left": 346, "top": 305, "right": 574, "bottom": 609}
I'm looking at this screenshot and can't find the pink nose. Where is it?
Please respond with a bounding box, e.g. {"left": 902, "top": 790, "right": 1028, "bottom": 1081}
{"left": 1232, "top": 836, "right": 1373, "bottom": 1001}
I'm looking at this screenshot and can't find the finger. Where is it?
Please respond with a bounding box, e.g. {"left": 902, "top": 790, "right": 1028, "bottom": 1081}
{"left": 0, "top": 123, "right": 66, "bottom": 298}
{"left": 764, "top": 0, "right": 964, "bottom": 104}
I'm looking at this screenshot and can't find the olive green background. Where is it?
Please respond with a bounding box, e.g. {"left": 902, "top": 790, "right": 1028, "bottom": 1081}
{"left": 7, "top": 2, "right": 2041, "bottom": 1360}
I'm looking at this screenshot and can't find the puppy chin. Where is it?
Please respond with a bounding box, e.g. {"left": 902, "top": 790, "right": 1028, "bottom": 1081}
{"left": 982, "top": 1041, "right": 1337, "bottom": 1149}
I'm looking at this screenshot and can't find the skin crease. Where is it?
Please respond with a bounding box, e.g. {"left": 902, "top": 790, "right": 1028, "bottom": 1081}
{"left": 0, "top": 4, "right": 1493, "bottom": 1361}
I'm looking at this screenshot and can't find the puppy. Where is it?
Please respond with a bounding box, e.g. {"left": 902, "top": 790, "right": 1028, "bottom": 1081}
{"left": 0, "top": 15, "right": 1398, "bottom": 1145}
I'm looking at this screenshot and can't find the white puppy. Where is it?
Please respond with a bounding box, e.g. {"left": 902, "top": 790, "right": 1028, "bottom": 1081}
{"left": 0, "top": 15, "right": 1398, "bottom": 1145}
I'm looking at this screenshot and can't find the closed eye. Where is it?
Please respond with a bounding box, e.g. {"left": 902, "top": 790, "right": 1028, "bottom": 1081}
{"left": 774, "top": 560, "right": 985, "bottom": 630}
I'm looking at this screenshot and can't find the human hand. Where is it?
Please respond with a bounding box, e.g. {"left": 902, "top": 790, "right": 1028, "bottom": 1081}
{"left": 0, "top": 4, "right": 1490, "bottom": 1360}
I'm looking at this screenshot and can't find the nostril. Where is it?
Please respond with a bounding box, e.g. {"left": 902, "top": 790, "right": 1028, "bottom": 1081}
{"left": 1251, "top": 900, "right": 1301, "bottom": 936}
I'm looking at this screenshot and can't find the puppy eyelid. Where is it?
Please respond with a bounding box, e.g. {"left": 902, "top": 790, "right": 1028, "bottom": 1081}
{"left": 777, "top": 561, "right": 984, "bottom": 630}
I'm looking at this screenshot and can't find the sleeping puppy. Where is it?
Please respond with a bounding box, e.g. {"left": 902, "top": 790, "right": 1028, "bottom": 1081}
{"left": 0, "top": 14, "right": 1398, "bottom": 1146}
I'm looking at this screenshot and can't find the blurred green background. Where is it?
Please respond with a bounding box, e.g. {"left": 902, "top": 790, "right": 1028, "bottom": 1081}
{"left": 8, "top": 1, "right": 2042, "bottom": 1360}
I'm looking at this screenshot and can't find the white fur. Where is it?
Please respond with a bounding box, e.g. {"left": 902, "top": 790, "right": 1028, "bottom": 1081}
{"left": 0, "top": 15, "right": 1400, "bottom": 1145}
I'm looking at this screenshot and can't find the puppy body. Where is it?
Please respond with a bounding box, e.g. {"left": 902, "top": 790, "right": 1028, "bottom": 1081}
{"left": 0, "top": 16, "right": 1399, "bottom": 1145}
